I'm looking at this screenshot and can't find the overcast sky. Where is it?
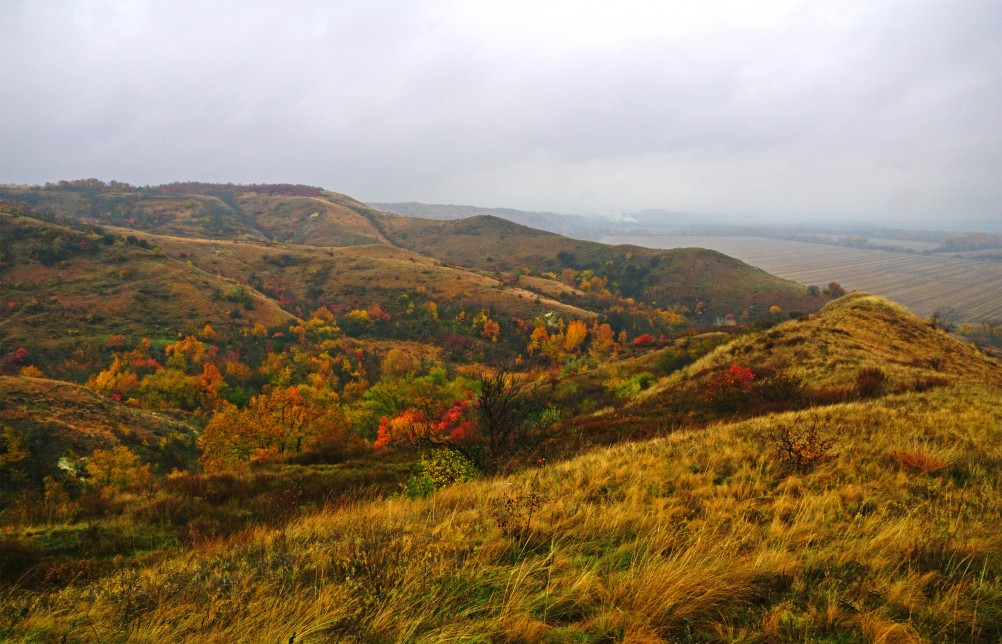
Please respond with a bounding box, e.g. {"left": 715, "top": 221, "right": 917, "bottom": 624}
{"left": 1, "top": 0, "right": 999, "bottom": 226}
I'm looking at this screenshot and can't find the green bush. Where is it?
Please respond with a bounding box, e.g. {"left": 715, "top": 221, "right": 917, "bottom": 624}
{"left": 606, "top": 372, "right": 656, "bottom": 399}
{"left": 403, "top": 449, "right": 478, "bottom": 499}
{"left": 658, "top": 349, "right": 694, "bottom": 374}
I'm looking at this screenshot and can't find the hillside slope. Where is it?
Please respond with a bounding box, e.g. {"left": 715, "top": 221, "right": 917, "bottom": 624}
{"left": 0, "top": 183, "right": 389, "bottom": 247}
{"left": 373, "top": 213, "right": 820, "bottom": 319}
{"left": 0, "top": 375, "right": 195, "bottom": 488}
{"left": 7, "top": 380, "right": 1000, "bottom": 641}
{"left": 1, "top": 183, "right": 824, "bottom": 322}
{"left": 120, "top": 229, "right": 596, "bottom": 323}
{"left": 0, "top": 212, "right": 294, "bottom": 374}
{"left": 673, "top": 292, "right": 1002, "bottom": 390}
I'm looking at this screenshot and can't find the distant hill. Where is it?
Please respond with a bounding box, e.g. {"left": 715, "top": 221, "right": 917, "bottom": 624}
{"left": 371, "top": 213, "right": 820, "bottom": 320}
{"left": 371, "top": 201, "right": 603, "bottom": 238}
{"left": 0, "top": 211, "right": 295, "bottom": 375}
{"left": 0, "top": 183, "right": 389, "bottom": 247}
{"left": 1, "top": 182, "right": 824, "bottom": 323}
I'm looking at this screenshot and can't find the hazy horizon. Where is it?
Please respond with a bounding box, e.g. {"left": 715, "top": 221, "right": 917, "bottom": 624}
{"left": 2, "top": 1, "right": 1000, "bottom": 229}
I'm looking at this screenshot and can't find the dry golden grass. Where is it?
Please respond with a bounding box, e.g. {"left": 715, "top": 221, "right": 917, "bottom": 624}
{"left": 0, "top": 215, "right": 294, "bottom": 359}
{"left": 639, "top": 293, "right": 1002, "bottom": 407}
{"left": 137, "top": 230, "right": 595, "bottom": 321}
{"left": 6, "top": 381, "right": 1000, "bottom": 641}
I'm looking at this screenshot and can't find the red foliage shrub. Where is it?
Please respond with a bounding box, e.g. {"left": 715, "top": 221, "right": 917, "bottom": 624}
{"left": 631, "top": 334, "right": 655, "bottom": 347}
{"left": 704, "top": 364, "right": 755, "bottom": 411}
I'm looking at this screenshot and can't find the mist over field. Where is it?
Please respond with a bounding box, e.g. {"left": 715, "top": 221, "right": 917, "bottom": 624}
{"left": 2, "top": 0, "right": 1001, "bottom": 229}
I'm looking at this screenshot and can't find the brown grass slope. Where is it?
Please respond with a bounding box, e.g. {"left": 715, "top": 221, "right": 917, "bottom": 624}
{"left": 0, "top": 185, "right": 269, "bottom": 241}
{"left": 0, "top": 374, "right": 193, "bottom": 485}
{"left": 0, "top": 213, "right": 294, "bottom": 368}
{"left": 372, "top": 213, "right": 821, "bottom": 319}
{"left": 234, "top": 191, "right": 388, "bottom": 246}
{"left": 122, "top": 228, "right": 597, "bottom": 322}
{"left": 670, "top": 292, "right": 1002, "bottom": 392}
{"left": 6, "top": 381, "right": 1000, "bottom": 641}
{"left": 2, "top": 184, "right": 822, "bottom": 320}
{"left": 0, "top": 185, "right": 389, "bottom": 247}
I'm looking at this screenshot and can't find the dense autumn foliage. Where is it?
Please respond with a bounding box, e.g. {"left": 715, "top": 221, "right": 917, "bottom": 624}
{"left": 199, "top": 386, "right": 350, "bottom": 471}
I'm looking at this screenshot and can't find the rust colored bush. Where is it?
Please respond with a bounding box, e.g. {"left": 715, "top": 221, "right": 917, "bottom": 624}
{"left": 892, "top": 450, "right": 949, "bottom": 474}
{"left": 856, "top": 367, "right": 886, "bottom": 398}
{"left": 759, "top": 415, "right": 837, "bottom": 472}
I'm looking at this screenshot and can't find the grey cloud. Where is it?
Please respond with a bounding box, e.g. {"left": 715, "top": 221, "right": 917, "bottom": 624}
{"left": 1, "top": 0, "right": 999, "bottom": 227}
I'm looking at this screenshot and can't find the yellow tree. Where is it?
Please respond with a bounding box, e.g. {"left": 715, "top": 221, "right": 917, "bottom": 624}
{"left": 482, "top": 318, "right": 501, "bottom": 342}
{"left": 88, "top": 356, "right": 139, "bottom": 398}
{"left": 86, "top": 446, "right": 148, "bottom": 490}
{"left": 199, "top": 386, "right": 348, "bottom": 471}
{"left": 528, "top": 326, "right": 549, "bottom": 355}
{"left": 588, "top": 322, "right": 619, "bottom": 360}
{"left": 563, "top": 320, "right": 588, "bottom": 353}
{"left": 164, "top": 335, "right": 208, "bottom": 372}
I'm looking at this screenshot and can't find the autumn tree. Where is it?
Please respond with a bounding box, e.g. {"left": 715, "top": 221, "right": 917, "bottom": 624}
{"left": 823, "top": 282, "right": 846, "bottom": 298}
{"left": 528, "top": 326, "right": 549, "bottom": 355}
{"left": 462, "top": 369, "right": 556, "bottom": 473}
{"left": 199, "top": 385, "right": 349, "bottom": 471}
{"left": 0, "top": 426, "right": 29, "bottom": 488}
{"left": 164, "top": 335, "right": 209, "bottom": 372}
{"left": 137, "top": 368, "right": 203, "bottom": 410}
{"left": 18, "top": 365, "right": 44, "bottom": 378}
{"left": 381, "top": 348, "right": 418, "bottom": 378}
{"left": 587, "top": 322, "right": 620, "bottom": 360}
{"left": 482, "top": 318, "right": 501, "bottom": 342}
{"left": 376, "top": 369, "right": 557, "bottom": 474}
{"left": 86, "top": 446, "right": 149, "bottom": 490}
{"left": 563, "top": 320, "right": 588, "bottom": 353}
{"left": 88, "top": 356, "right": 140, "bottom": 399}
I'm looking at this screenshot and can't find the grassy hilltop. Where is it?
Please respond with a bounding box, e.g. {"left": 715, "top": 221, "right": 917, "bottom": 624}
{"left": 0, "top": 183, "right": 1000, "bottom": 641}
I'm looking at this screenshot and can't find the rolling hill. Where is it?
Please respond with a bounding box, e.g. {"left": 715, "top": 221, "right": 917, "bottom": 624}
{"left": 0, "top": 182, "right": 824, "bottom": 323}
{"left": 6, "top": 182, "right": 1002, "bottom": 642}
{"left": 660, "top": 292, "right": 1002, "bottom": 391}
{"left": 371, "top": 201, "right": 602, "bottom": 238}
{"left": 372, "top": 213, "right": 821, "bottom": 319}
{"left": 0, "top": 211, "right": 294, "bottom": 374}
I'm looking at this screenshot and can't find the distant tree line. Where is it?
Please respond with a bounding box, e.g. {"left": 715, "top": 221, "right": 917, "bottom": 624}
{"left": 37, "top": 179, "right": 326, "bottom": 198}
{"left": 935, "top": 232, "right": 1002, "bottom": 253}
